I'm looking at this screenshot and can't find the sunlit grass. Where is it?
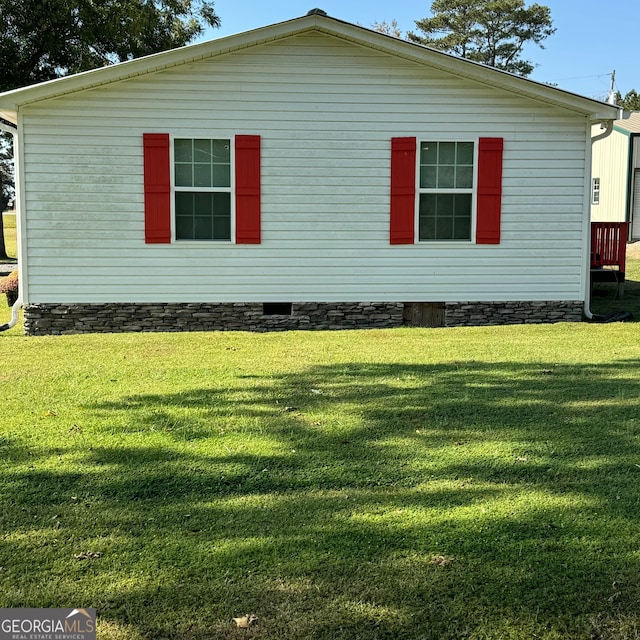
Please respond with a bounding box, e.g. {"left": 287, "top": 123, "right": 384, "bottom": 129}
{"left": 1, "top": 211, "right": 16, "bottom": 259}
{"left": 1, "top": 324, "right": 640, "bottom": 638}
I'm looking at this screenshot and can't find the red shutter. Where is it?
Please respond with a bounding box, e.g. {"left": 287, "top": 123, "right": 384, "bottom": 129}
{"left": 390, "top": 137, "right": 417, "bottom": 244}
{"left": 143, "top": 133, "right": 171, "bottom": 244}
{"left": 235, "top": 135, "right": 261, "bottom": 244}
{"left": 476, "top": 137, "right": 503, "bottom": 245}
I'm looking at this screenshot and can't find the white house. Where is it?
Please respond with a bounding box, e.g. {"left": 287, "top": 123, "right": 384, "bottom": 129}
{"left": 0, "top": 10, "right": 619, "bottom": 334}
{"left": 591, "top": 112, "right": 640, "bottom": 241}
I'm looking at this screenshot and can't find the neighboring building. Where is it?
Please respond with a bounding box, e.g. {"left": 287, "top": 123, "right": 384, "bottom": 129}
{"left": 591, "top": 112, "right": 640, "bottom": 241}
{"left": 0, "top": 10, "right": 618, "bottom": 334}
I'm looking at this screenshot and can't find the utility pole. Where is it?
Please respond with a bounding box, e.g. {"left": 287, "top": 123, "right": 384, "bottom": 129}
{"left": 607, "top": 70, "right": 617, "bottom": 105}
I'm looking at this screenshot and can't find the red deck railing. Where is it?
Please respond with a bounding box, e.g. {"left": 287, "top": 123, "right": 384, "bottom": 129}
{"left": 591, "top": 222, "right": 629, "bottom": 273}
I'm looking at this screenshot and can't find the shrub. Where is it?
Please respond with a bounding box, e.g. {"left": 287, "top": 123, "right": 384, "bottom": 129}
{"left": 0, "top": 269, "right": 18, "bottom": 305}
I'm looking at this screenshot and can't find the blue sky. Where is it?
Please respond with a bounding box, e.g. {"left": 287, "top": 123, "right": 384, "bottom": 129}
{"left": 200, "top": 0, "right": 639, "bottom": 101}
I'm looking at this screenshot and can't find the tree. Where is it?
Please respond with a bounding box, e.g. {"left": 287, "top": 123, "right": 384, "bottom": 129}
{"left": 616, "top": 89, "right": 640, "bottom": 111}
{"left": 408, "top": 0, "right": 555, "bottom": 77}
{"left": 0, "top": 0, "right": 221, "bottom": 258}
{"left": 0, "top": 130, "right": 13, "bottom": 259}
{"left": 371, "top": 19, "right": 403, "bottom": 38}
{"left": 0, "top": 0, "right": 220, "bottom": 92}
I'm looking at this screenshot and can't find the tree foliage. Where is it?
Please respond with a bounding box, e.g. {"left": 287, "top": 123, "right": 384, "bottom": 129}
{"left": 616, "top": 89, "right": 640, "bottom": 111}
{"left": 0, "top": 0, "right": 221, "bottom": 93}
{"left": 371, "top": 19, "right": 403, "bottom": 39}
{"left": 408, "top": 0, "right": 555, "bottom": 77}
{"left": 0, "top": 0, "right": 221, "bottom": 251}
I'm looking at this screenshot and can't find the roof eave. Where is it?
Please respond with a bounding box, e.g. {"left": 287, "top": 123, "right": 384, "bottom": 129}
{"left": 0, "top": 12, "right": 621, "bottom": 122}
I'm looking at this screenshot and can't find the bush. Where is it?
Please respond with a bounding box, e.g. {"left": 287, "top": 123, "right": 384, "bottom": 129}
{"left": 0, "top": 269, "right": 18, "bottom": 305}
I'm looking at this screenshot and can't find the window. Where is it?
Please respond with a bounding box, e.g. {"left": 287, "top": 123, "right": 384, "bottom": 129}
{"left": 418, "top": 141, "right": 474, "bottom": 241}
{"left": 143, "top": 133, "right": 261, "bottom": 245}
{"left": 390, "top": 137, "right": 502, "bottom": 246}
{"left": 174, "top": 138, "right": 232, "bottom": 240}
{"left": 592, "top": 177, "right": 600, "bottom": 205}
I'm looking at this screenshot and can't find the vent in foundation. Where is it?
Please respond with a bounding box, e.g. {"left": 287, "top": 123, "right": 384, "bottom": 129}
{"left": 263, "top": 302, "right": 293, "bottom": 316}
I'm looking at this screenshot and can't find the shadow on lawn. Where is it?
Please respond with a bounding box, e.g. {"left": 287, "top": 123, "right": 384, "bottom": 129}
{"left": 591, "top": 272, "right": 640, "bottom": 321}
{"left": 3, "top": 359, "right": 640, "bottom": 639}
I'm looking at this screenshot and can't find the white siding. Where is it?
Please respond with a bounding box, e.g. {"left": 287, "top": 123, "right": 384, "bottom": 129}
{"left": 590, "top": 126, "right": 629, "bottom": 223}
{"left": 21, "top": 32, "right": 589, "bottom": 304}
{"left": 633, "top": 169, "right": 640, "bottom": 240}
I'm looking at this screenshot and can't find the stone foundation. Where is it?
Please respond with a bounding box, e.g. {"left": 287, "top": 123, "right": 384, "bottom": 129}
{"left": 23, "top": 302, "right": 405, "bottom": 335}
{"left": 445, "top": 300, "right": 584, "bottom": 327}
{"left": 23, "top": 300, "right": 584, "bottom": 335}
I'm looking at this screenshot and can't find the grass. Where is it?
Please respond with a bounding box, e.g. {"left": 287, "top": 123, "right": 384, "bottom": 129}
{"left": 2, "top": 320, "right": 640, "bottom": 639}
{"left": 2, "top": 210, "right": 17, "bottom": 260}
{"left": 591, "top": 254, "right": 640, "bottom": 320}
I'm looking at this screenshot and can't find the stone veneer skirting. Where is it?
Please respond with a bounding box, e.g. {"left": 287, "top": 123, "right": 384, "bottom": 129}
{"left": 445, "top": 300, "right": 584, "bottom": 326}
{"left": 23, "top": 300, "right": 584, "bottom": 335}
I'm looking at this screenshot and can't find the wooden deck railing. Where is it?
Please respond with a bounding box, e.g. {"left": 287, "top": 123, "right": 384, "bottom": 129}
{"left": 591, "top": 222, "right": 629, "bottom": 273}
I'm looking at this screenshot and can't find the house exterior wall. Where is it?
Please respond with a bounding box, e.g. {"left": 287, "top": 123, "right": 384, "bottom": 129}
{"left": 18, "top": 31, "right": 591, "bottom": 330}
{"left": 632, "top": 138, "right": 640, "bottom": 240}
{"left": 590, "top": 125, "right": 629, "bottom": 224}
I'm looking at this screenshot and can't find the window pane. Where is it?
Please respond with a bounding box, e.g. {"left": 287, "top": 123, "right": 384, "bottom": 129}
{"left": 436, "top": 193, "right": 454, "bottom": 216}
{"left": 194, "top": 192, "right": 212, "bottom": 215}
{"left": 419, "top": 193, "right": 436, "bottom": 216}
{"left": 213, "top": 215, "right": 231, "bottom": 240}
{"left": 175, "top": 138, "right": 230, "bottom": 188}
{"left": 456, "top": 142, "right": 474, "bottom": 165}
{"left": 194, "top": 216, "right": 213, "bottom": 240}
{"left": 194, "top": 163, "right": 212, "bottom": 187}
{"left": 419, "top": 194, "right": 471, "bottom": 241}
{"left": 174, "top": 139, "right": 192, "bottom": 162}
{"left": 194, "top": 139, "right": 212, "bottom": 162}
{"left": 437, "top": 216, "right": 454, "bottom": 239}
{"left": 175, "top": 215, "right": 193, "bottom": 240}
{"left": 455, "top": 165, "right": 473, "bottom": 189}
{"left": 213, "top": 139, "right": 231, "bottom": 163}
{"left": 213, "top": 164, "right": 231, "bottom": 188}
{"left": 454, "top": 194, "right": 472, "bottom": 216}
{"left": 175, "top": 191, "right": 231, "bottom": 241}
{"left": 175, "top": 192, "right": 193, "bottom": 216}
{"left": 420, "top": 142, "right": 438, "bottom": 165}
{"left": 418, "top": 194, "right": 436, "bottom": 240}
{"left": 437, "top": 165, "right": 455, "bottom": 189}
{"left": 454, "top": 216, "right": 471, "bottom": 240}
{"left": 438, "top": 142, "right": 456, "bottom": 165}
{"left": 420, "top": 165, "right": 437, "bottom": 189}
{"left": 175, "top": 164, "right": 193, "bottom": 187}
{"left": 420, "top": 216, "right": 436, "bottom": 240}
{"left": 213, "top": 192, "right": 231, "bottom": 215}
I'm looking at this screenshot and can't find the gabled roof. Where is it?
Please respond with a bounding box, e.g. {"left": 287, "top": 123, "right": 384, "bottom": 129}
{"left": 0, "top": 9, "right": 619, "bottom": 123}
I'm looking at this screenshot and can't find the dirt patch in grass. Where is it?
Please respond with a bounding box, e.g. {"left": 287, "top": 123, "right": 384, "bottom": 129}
{"left": 627, "top": 241, "right": 640, "bottom": 259}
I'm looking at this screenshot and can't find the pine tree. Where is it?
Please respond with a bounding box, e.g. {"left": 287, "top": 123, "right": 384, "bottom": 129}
{"left": 408, "top": 0, "right": 555, "bottom": 77}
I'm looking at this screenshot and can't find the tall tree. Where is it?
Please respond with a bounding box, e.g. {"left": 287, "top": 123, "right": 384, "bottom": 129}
{"left": 0, "top": 0, "right": 220, "bottom": 91}
{"left": 408, "top": 0, "right": 555, "bottom": 77}
{"left": 0, "top": 0, "right": 221, "bottom": 258}
{"left": 616, "top": 89, "right": 640, "bottom": 111}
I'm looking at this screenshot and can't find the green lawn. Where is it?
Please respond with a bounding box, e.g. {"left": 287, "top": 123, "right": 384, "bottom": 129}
{"left": 2, "top": 322, "right": 640, "bottom": 639}
{"left": 591, "top": 253, "right": 640, "bottom": 320}
{"left": 2, "top": 211, "right": 17, "bottom": 259}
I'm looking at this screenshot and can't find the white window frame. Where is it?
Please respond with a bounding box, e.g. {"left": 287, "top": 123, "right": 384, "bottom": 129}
{"left": 416, "top": 139, "right": 478, "bottom": 243}
{"left": 171, "top": 136, "right": 236, "bottom": 243}
{"left": 592, "top": 177, "right": 600, "bottom": 205}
